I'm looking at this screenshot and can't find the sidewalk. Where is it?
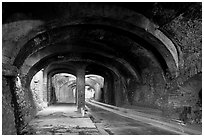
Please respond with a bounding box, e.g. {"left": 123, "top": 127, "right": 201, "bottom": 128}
{"left": 26, "top": 103, "right": 100, "bottom": 135}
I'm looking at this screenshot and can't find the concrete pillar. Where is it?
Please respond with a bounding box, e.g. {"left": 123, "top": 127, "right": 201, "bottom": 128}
{"left": 103, "top": 76, "right": 114, "bottom": 105}
{"left": 47, "top": 76, "right": 52, "bottom": 105}
{"left": 50, "top": 77, "right": 57, "bottom": 105}
{"left": 94, "top": 83, "right": 102, "bottom": 101}
{"left": 103, "top": 78, "right": 108, "bottom": 103}
{"left": 114, "top": 78, "right": 123, "bottom": 107}
{"left": 43, "top": 70, "right": 48, "bottom": 102}
{"left": 76, "top": 67, "right": 85, "bottom": 112}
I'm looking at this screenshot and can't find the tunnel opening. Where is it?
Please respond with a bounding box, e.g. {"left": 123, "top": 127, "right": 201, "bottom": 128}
{"left": 85, "top": 64, "right": 120, "bottom": 106}
{"left": 85, "top": 74, "right": 104, "bottom": 101}
{"left": 85, "top": 86, "right": 95, "bottom": 99}
{"left": 29, "top": 68, "right": 106, "bottom": 109}
{"left": 52, "top": 73, "right": 77, "bottom": 104}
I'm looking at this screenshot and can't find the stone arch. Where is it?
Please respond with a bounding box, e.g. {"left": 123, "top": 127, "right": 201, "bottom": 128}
{"left": 2, "top": 3, "right": 178, "bottom": 77}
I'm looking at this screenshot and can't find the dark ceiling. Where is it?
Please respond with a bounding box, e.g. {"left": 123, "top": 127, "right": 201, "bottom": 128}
{"left": 2, "top": 2, "right": 193, "bottom": 26}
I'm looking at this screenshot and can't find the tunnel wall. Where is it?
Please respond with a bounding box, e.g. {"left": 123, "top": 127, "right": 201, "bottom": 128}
{"left": 128, "top": 70, "right": 167, "bottom": 108}
{"left": 166, "top": 73, "right": 202, "bottom": 123}
{"left": 160, "top": 3, "right": 202, "bottom": 123}
{"left": 2, "top": 76, "right": 17, "bottom": 135}
{"left": 2, "top": 64, "right": 38, "bottom": 134}
{"left": 125, "top": 48, "right": 168, "bottom": 109}
{"left": 115, "top": 3, "right": 201, "bottom": 124}
{"left": 2, "top": 75, "right": 37, "bottom": 134}
{"left": 30, "top": 70, "right": 47, "bottom": 110}
{"left": 13, "top": 75, "right": 37, "bottom": 134}
{"left": 2, "top": 21, "right": 43, "bottom": 134}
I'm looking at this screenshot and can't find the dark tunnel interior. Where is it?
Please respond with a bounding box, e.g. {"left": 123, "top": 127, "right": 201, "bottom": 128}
{"left": 2, "top": 2, "right": 202, "bottom": 135}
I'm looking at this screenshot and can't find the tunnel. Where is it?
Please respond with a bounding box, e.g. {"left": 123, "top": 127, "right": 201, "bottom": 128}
{"left": 2, "top": 2, "right": 202, "bottom": 135}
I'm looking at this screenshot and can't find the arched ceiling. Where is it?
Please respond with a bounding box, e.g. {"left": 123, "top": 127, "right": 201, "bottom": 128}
{"left": 3, "top": 3, "right": 183, "bottom": 82}
{"left": 15, "top": 22, "right": 178, "bottom": 76}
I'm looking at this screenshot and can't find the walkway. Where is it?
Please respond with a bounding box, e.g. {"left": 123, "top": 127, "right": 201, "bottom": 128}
{"left": 26, "top": 103, "right": 100, "bottom": 135}
{"left": 24, "top": 101, "right": 201, "bottom": 135}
